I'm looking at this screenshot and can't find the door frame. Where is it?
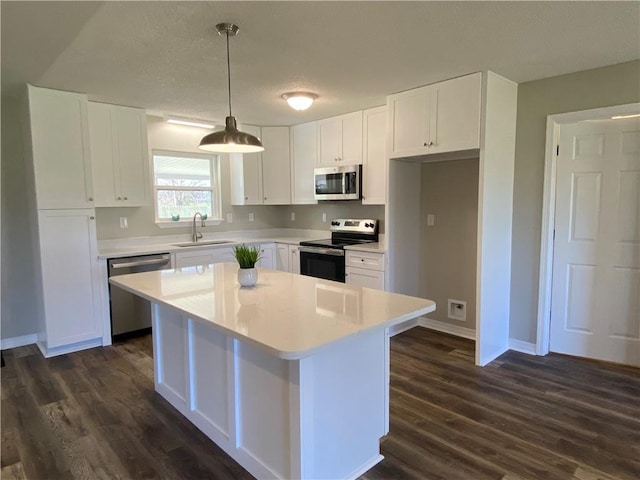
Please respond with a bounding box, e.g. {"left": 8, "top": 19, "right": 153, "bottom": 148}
{"left": 536, "top": 102, "right": 640, "bottom": 355}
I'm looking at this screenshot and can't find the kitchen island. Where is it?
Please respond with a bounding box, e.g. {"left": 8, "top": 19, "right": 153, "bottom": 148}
{"left": 110, "top": 263, "right": 435, "bottom": 479}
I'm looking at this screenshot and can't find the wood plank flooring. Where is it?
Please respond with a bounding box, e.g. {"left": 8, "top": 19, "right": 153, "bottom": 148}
{"left": 1, "top": 328, "right": 638, "bottom": 480}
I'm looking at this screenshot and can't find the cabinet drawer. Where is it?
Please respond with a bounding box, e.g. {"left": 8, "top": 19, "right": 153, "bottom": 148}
{"left": 345, "top": 251, "right": 384, "bottom": 271}
{"left": 345, "top": 266, "right": 385, "bottom": 290}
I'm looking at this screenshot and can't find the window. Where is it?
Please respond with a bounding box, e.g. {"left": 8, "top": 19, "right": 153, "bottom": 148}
{"left": 152, "top": 150, "right": 221, "bottom": 223}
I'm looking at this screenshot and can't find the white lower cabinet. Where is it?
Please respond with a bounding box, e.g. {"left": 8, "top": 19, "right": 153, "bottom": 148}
{"left": 174, "top": 247, "right": 235, "bottom": 268}
{"left": 345, "top": 251, "right": 385, "bottom": 290}
{"left": 256, "top": 243, "right": 276, "bottom": 269}
{"left": 289, "top": 245, "right": 300, "bottom": 274}
{"left": 275, "top": 243, "right": 300, "bottom": 273}
{"left": 37, "top": 209, "right": 104, "bottom": 353}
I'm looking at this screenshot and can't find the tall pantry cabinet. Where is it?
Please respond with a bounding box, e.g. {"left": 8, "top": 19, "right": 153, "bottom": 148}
{"left": 24, "top": 85, "right": 105, "bottom": 357}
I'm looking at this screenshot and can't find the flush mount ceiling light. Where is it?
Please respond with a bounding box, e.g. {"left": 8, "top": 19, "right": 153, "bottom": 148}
{"left": 282, "top": 92, "right": 318, "bottom": 111}
{"left": 199, "top": 23, "right": 264, "bottom": 153}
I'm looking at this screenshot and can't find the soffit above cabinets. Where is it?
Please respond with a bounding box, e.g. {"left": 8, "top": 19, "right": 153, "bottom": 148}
{"left": 2, "top": 1, "right": 638, "bottom": 126}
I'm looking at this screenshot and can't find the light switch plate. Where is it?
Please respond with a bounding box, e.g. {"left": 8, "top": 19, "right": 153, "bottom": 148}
{"left": 291, "top": 212, "right": 296, "bottom": 221}
{"left": 226, "top": 213, "right": 233, "bottom": 223}
{"left": 249, "top": 213, "right": 254, "bottom": 222}
{"left": 322, "top": 213, "right": 327, "bottom": 222}
{"left": 119, "top": 217, "right": 128, "bottom": 229}
{"left": 427, "top": 214, "right": 435, "bottom": 227}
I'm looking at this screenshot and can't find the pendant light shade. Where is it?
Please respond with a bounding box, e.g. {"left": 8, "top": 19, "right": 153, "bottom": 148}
{"left": 199, "top": 23, "right": 264, "bottom": 153}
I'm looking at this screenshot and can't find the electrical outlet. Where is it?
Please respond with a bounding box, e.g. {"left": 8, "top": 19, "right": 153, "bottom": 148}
{"left": 119, "top": 217, "right": 128, "bottom": 229}
{"left": 447, "top": 299, "right": 467, "bottom": 321}
{"left": 291, "top": 212, "right": 296, "bottom": 221}
{"left": 427, "top": 214, "right": 435, "bottom": 227}
{"left": 226, "top": 213, "right": 233, "bottom": 223}
{"left": 249, "top": 213, "right": 254, "bottom": 222}
{"left": 322, "top": 212, "right": 327, "bottom": 222}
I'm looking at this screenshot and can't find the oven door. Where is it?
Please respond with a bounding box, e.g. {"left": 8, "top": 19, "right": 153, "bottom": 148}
{"left": 299, "top": 246, "right": 345, "bottom": 282}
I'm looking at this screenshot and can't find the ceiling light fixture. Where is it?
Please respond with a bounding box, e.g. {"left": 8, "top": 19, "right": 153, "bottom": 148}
{"left": 282, "top": 92, "right": 319, "bottom": 111}
{"left": 611, "top": 113, "right": 640, "bottom": 120}
{"left": 165, "top": 116, "right": 215, "bottom": 129}
{"left": 199, "top": 23, "right": 264, "bottom": 153}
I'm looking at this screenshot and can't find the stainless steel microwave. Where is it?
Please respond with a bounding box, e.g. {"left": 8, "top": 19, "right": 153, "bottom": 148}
{"left": 314, "top": 164, "right": 361, "bottom": 201}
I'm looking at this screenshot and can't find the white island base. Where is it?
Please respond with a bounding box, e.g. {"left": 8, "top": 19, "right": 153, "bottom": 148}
{"left": 153, "top": 304, "right": 390, "bottom": 480}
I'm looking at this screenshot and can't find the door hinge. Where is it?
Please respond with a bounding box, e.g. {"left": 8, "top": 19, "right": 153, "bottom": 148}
{"left": 556, "top": 145, "right": 560, "bottom": 156}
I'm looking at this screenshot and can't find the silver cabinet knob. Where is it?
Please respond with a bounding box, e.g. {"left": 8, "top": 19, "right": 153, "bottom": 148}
{"left": 245, "top": 196, "right": 249, "bottom": 200}
{"left": 264, "top": 197, "right": 267, "bottom": 200}
{"left": 89, "top": 216, "right": 95, "bottom": 220}
{"left": 423, "top": 142, "right": 428, "bottom": 147}
{"left": 117, "top": 196, "right": 122, "bottom": 200}
{"left": 88, "top": 197, "right": 93, "bottom": 202}
{"left": 123, "top": 196, "right": 128, "bottom": 200}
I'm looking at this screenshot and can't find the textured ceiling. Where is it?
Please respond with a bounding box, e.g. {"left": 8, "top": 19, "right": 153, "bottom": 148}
{"left": 2, "top": 1, "right": 639, "bottom": 127}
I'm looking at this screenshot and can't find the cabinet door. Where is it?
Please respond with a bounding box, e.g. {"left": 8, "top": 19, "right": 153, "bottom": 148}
{"left": 175, "top": 247, "right": 234, "bottom": 268}
{"left": 345, "top": 267, "right": 385, "bottom": 290}
{"left": 289, "top": 245, "right": 300, "bottom": 274}
{"left": 116, "top": 106, "right": 150, "bottom": 206}
{"left": 290, "top": 122, "right": 318, "bottom": 204}
{"left": 229, "top": 151, "right": 263, "bottom": 206}
{"left": 28, "top": 86, "right": 94, "bottom": 209}
{"left": 429, "top": 72, "right": 481, "bottom": 154}
{"left": 38, "top": 209, "right": 102, "bottom": 347}
{"left": 261, "top": 127, "right": 291, "bottom": 204}
{"left": 276, "top": 244, "right": 290, "bottom": 272}
{"left": 340, "top": 111, "right": 363, "bottom": 165}
{"left": 363, "top": 106, "right": 387, "bottom": 205}
{"left": 88, "top": 102, "right": 119, "bottom": 207}
{"left": 233, "top": 125, "right": 263, "bottom": 205}
{"left": 257, "top": 243, "right": 276, "bottom": 269}
{"left": 387, "top": 86, "right": 430, "bottom": 158}
{"left": 317, "top": 117, "right": 342, "bottom": 166}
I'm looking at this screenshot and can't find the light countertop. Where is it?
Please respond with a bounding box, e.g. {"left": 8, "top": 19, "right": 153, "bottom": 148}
{"left": 109, "top": 263, "right": 433, "bottom": 359}
{"left": 98, "top": 230, "right": 386, "bottom": 258}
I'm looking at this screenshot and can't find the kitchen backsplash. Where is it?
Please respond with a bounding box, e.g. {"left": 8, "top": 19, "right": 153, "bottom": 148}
{"left": 95, "top": 203, "right": 384, "bottom": 240}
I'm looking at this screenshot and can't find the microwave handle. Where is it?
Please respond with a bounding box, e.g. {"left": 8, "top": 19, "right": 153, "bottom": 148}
{"left": 342, "top": 174, "right": 346, "bottom": 194}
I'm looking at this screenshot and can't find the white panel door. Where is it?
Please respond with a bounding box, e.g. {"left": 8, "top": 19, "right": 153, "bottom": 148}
{"left": 317, "top": 117, "right": 342, "bottom": 166}
{"left": 116, "top": 105, "right": 149, "bottom": 206}
{"left": 276, "top": 244, "right": 290, "bottom": 272}
{"left": 387, "top": 86, "right": 430, "bottom": 158}
{"left": 550, "top": 117, "right": 640, "bottom": 365}
{"left": 289, "top": 245, "right": 300, "bottom": 274}
{"left": 340, "top": 111, "right": 363, "bottom": 165}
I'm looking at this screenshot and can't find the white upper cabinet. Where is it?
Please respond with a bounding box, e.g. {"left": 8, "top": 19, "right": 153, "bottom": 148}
{"left": 387, "top": 72, "right": 482, "bottom": 159}
{"left": 27, "top": 85, "right": 94, "bottom": 209}
{"left": 230, "top": 124, "right": 263, "bottom": 205}
{"left": 89, "top": 102, "right": 150, "bottom": 207}
{"left": 230, "top": 126, "right": 291, "bottom": 205}
{"left": 261, "top": 127, "right": 291, "bottom": 205}
{"left": 290, "top": 121, "right": 318, "bottom": 204}
{"left": 362, "top": 106, "right": 387, "bottom": 205}
{"left": 317, "top": 111, "right": 363, "bottom": 166}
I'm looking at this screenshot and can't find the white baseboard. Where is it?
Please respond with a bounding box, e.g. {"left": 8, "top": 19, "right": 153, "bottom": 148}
{"left": 1, "top": 333, "right": 38, "bottom": 350}
{"left": 37, "top": 337, "right": 103, "bottom": 358}
{"left": 418, "top": 317, "right": 476, "bottom": 340}
{"left": 508, "top": 338, "right": 537, "bottom": 355}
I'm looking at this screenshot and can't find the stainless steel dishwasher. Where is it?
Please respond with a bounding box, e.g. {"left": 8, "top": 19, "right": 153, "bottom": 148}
{"left": 108, "top": 253, "right": 171, "bottom": 340}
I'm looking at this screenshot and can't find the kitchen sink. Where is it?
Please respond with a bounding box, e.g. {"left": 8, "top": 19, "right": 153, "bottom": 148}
{"left": 172, "top": 240, "right": 236, "bottom": 247}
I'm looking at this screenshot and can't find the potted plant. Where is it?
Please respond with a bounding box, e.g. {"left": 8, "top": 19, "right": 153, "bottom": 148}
{"left": 233, "top": 244, "right": 261, "bottom": 287}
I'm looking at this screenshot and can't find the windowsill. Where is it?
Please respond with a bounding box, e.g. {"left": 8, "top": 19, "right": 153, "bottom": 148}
{"left": 156, "top": 219, "right": 225, "bottom": 229}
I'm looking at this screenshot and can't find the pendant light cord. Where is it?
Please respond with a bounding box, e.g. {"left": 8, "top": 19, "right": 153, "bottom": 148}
{"left": 226, "top": 29, "right": 232, "bottom": 117}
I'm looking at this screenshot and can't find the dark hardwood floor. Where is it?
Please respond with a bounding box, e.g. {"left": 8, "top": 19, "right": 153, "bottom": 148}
{"left": 1, "top": 328, "right": 638, "bottom": 480}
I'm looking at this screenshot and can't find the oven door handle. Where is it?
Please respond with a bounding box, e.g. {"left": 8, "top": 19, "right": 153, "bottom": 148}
{"left": 299, "top": 246, "right": 345, "bottom": 257}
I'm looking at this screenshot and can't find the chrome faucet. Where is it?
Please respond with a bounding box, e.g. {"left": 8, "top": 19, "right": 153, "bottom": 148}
{"left": 192, "top": 212, "right": 205, "bottom": 243}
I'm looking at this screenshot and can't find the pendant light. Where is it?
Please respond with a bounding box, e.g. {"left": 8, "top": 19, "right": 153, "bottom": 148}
{"left": 199, "top": 23, "right": 264, "bottom": 153}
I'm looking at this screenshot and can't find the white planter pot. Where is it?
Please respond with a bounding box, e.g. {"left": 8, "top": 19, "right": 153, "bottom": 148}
{"left": 237, "top": 267, "right": 258, "bottom": 287}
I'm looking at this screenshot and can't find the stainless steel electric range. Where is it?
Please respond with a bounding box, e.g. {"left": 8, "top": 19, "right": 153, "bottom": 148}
{"left": 299, "top": 218, "right": 378, "bottom": 282}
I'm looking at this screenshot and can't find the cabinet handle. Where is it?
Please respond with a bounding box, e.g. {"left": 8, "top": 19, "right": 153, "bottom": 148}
{"left": 423, "top": 142, "right": 428, "bottom": 147}
{"left": 123, "top": 196, "right": 128, "bottom": 200}
{"left": 361, "top": 258, "right": 365, "bottom": 262}
{"left": 88, "top": 197, "right": 93, "bottom": 202}
{"left": 117, "top": 196, "right": 122, "bottom": 200}
{"left": 89, "top": 216, "right": 95, "bottom": 220}
{"left": 245, "top": 196, "right": 249, "bottom": 200}
{"left": 264, "top": 197, "right": 267, "bottom": 200}
{"left": 428, "top": 141, "right": 434, "bottom": 146}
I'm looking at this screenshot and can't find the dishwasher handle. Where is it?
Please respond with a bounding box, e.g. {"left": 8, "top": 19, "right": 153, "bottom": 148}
{"left": 110, "top": 255, "right": 171, "bottom": 269}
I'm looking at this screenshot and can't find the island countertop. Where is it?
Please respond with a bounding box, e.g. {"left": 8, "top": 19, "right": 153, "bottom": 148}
{"left": 109, "top": 263, "right": 435, "bottom": 360}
